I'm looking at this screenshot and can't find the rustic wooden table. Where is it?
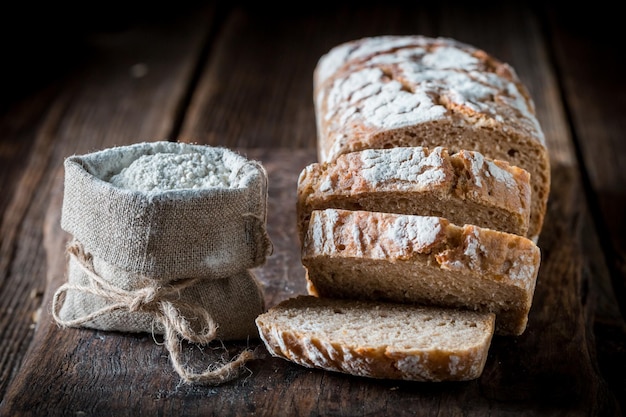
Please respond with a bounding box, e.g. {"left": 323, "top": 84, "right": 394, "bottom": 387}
{"left": 1, "top": 1, "right": 624, "bottom": 416}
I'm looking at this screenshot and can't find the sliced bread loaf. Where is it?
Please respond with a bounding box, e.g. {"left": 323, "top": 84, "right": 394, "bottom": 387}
{"left": 255, "top": 295, "right": 496, "bottom": 382}
{"left": 297, "top": 146, "right": 531, "bottom": 243}
{"left": 301, "top": 208, "right": 541, "bottom": 336}
{"left": 313, "top": 35, "right": 550, "bottom": 241}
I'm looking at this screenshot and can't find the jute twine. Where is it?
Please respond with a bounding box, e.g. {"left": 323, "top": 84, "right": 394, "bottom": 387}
{"left": 53, "top": 241, "right": 256, "bottom": 385}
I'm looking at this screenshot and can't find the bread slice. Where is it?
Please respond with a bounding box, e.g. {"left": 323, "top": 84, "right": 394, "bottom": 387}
{"left": 297, "top": 146, "right": 531, "bottom": 243}
{"left": 301, "top": 208, "right": 540, "bottom": 336}
{"left": 255, "top": 295, "right": 495, "bottom": 382}
{"left": 313, "top": 35, "right": 550, "bottom": 241}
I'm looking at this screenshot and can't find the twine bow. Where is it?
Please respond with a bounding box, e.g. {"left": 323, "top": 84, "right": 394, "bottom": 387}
{"left": 52, "top": 241, "right": 256, "bottom": 385}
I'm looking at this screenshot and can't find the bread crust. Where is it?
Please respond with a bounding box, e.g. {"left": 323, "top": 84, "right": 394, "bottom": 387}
{"left": 313, "top": 35, "right": 550, "bottom": 241}
{"left": 297, "top": 146, "right": 531, "bottom": 242}
{"left": 255, "top": 295, "right": 496, "bottom": 382}
{"left": 301, "top": 208, "right": 541, "bottom": 335}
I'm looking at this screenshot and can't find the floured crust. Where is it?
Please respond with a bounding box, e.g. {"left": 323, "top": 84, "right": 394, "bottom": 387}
{"left": 313, "top": 35, "right": 550, "bottom": 241}
{"left": 301, "top": 208, "right": 541, "bottom": 335}
{"left": 255, "top": 295, "right": 496, "bottom": 382}
{"left": 296, "top": 146, "right": 531, "bottom": 242}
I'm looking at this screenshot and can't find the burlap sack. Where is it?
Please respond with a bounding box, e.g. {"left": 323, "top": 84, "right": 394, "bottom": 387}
{"left": 52, "top": 141, "right": 273, "bottom": 385}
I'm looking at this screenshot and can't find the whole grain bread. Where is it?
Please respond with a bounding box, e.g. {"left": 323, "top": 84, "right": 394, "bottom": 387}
{"left": 297, "top": 146, "right": 531, "bottom": 243}
{"left": 301, "top": 208, "right": 541, "bottom": 336}
{"left": 313, "top": 35, "right": 550, "bottom": 241}
{"left": 255, "top": 295, "right": 495, "bottom": 382}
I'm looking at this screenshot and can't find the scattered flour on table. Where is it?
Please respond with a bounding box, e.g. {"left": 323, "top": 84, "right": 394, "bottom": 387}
{"left": 109, "top": 152, "right": 232, "bottom": 191}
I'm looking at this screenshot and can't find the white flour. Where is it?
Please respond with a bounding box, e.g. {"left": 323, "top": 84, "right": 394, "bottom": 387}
{"left": 387, "top": 214, "right": 443, "bottom": 254}
{"left": 463, "top": 150, "right": 517, "bottom": 189}
{"left": 359, "top": 147, "right": 447, "bottom": 187}
{"left": 109, "top": 152, "right": 232, "bottom": 192}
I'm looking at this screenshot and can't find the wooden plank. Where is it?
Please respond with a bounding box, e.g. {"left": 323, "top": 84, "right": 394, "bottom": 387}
{"left": 543, "top": 4, "right": 626, "bottom": 412}
{"left": 543, "top": 5, "right": 626, "bottom": 201}
{"left": 0, "top": 2, "right": 216, "bottom": 407}
{"left": 0, "top": 96, "right": 68, "bottom": 398}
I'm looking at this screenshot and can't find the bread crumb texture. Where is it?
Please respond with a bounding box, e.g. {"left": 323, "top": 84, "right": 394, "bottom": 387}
{"left": 256, "top": 295, "right": 495, "bottom": 381}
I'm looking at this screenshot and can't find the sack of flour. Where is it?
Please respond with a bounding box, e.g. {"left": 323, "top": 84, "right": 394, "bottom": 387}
{"left": 52, "top": 141, "right": 272, "bottom": 385}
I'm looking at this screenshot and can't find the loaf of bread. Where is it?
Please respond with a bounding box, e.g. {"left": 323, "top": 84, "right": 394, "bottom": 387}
{"left": 301, "top": 208, "right": 540, "bottom": 336}
{"left": 297, "top": 146, "right": 531, "bottom": 243}
{"left": 255, "top": 35, "right": 547, "bottom": 382}
{"left": 255, "top": 295, "right": 495, "bottom": 382}
{"left": 313, "top": 35, "right": 550, "bottom": 241}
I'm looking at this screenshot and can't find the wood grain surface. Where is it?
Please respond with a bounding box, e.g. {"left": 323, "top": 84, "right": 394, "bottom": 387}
{"left": 0, "top": 1, "right": 624, "bottom": 416}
